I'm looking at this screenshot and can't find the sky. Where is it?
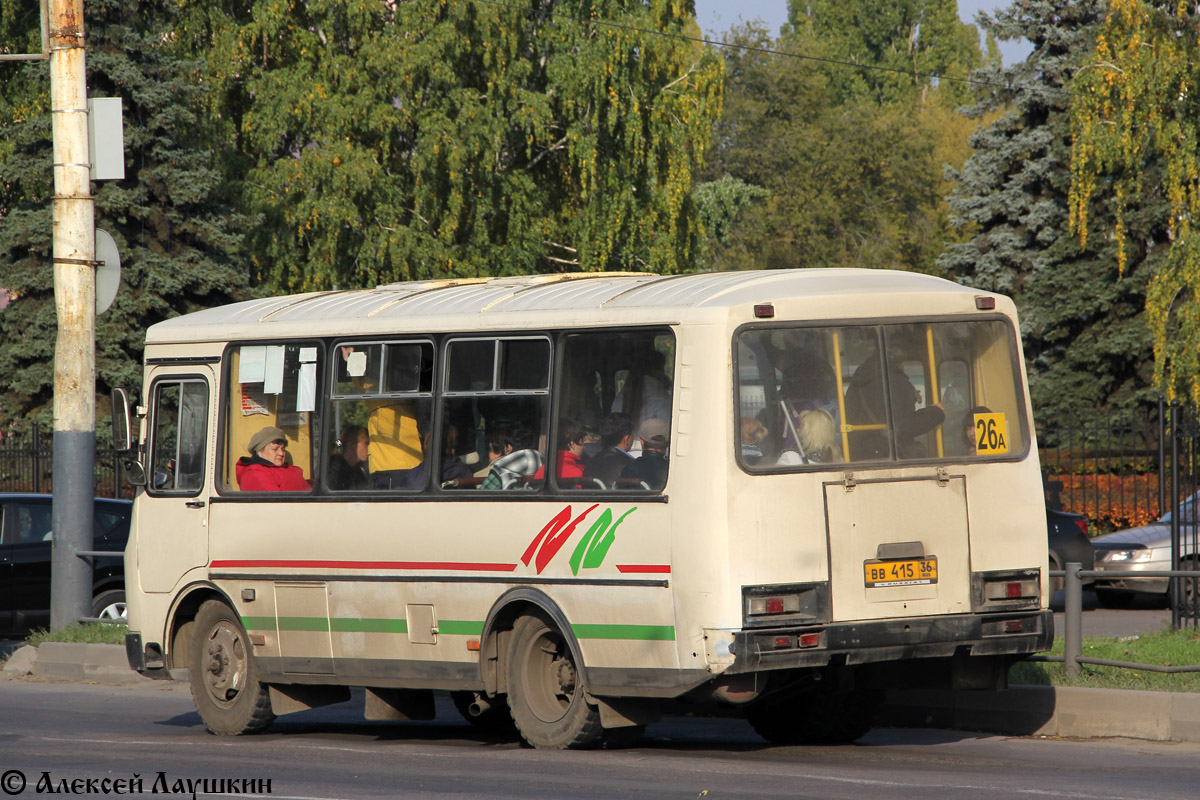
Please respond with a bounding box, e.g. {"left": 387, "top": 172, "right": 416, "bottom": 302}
{"left": 692, "top": 0, "right": 1034, "bottom": 66}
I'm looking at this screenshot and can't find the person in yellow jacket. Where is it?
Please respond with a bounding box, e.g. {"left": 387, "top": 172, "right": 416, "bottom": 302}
{"left": 342, "top": 345, "right": 428, "bottom": 490}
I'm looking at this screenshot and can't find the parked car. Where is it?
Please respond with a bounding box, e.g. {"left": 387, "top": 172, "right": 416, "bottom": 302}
{"left": 1047, "top": 507, "right": 1094, "bottom": 593}
{"left": 0, "top": 494, "right": 130, "bottom": 635}
{"left": 1090, "top": 492, "right": 1200, "bottom": 609}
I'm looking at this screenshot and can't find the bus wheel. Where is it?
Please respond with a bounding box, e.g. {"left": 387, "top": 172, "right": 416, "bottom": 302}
{"left": 506, "top": 612, "right": 602, "bottom": 749}
{"left": 450, "top": 691, "right": 516, "bottom": 734}
{"left": 189, "top": 600, "right": 276, "bottom": 735}
{"left": 746, "top": 686, "right": 882, "bottom": 745}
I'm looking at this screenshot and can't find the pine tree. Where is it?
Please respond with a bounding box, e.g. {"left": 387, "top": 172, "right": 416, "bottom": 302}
{"left": 0, "top": 0, "right": 257, "bottom": 427}
{"left": 939, "top": 0, "right": 1167, "bottom": 421}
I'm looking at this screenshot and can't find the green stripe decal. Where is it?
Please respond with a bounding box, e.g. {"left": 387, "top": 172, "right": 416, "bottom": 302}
{"left": 572, "top": 623, "right": 676, "bottom": 641}
{"left": 245, "top": 617, "right": 672, "bottom": 641}
{"left": 277, "top": 616, "right": 331, "bottom": 632}
{"left": 438, "top": 620, "right": 485, "bottom": 636}
{"left": 330, "top": 618, "right": 408, "bottom": 634}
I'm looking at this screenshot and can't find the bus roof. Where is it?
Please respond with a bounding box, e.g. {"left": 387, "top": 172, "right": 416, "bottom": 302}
{"left": 146, "top": 269, "right": 997, "bottom": 344}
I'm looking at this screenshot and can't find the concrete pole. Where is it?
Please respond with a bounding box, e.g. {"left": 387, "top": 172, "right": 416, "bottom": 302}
{"left": 48, "top": 0, "right": 95, "bottom": 631}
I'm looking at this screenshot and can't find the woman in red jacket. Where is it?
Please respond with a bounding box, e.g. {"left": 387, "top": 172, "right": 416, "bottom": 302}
{"left": 236, "top": 426, "right": 310, "bottom": 491}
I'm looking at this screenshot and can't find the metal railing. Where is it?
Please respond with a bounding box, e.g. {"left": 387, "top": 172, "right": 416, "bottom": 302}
{"left": 1032, "top": 563, "right": 1200, "bottom": 677}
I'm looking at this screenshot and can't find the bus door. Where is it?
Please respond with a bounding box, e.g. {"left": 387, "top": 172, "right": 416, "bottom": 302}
{"left": 137, "top": 367, "right": 214, "bottom": 593}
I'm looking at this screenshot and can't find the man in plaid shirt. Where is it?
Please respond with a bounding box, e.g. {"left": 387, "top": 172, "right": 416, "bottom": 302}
{"left": 480, "top": 426, "right": 544, "bottom": 490}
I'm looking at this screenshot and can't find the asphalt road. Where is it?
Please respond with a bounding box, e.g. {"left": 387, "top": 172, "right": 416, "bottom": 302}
{"left": 3, "top": 677, "right": 1200, "bottom": 800}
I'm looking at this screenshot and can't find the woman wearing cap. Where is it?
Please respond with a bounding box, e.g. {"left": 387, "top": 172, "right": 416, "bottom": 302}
{"left": 236, "top": 426, "right": 310, "bottom": 491}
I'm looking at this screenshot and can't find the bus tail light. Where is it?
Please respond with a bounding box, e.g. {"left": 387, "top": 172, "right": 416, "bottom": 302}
{"left": 750, "top": 595, "right": 801, "bottom": 615}
{"left": 973, "top": 569, "right": 1041, "bottom": 610}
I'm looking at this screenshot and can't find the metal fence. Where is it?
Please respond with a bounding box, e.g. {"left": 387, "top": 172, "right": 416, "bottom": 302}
{"left": 1038, "top": 400, "right": 1200, "bottom": 630}
{"left": 0, "top": 421, "right": 128, "bottom": 499}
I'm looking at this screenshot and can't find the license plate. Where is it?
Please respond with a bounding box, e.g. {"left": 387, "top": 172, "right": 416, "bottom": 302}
{"left": 864, "top": 557, "right": 938, "bottom": 588}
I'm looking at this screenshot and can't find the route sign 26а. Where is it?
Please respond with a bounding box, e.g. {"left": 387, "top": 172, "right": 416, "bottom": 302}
{"left": 974, "top": 412, "right": 1008, "bottom": 455}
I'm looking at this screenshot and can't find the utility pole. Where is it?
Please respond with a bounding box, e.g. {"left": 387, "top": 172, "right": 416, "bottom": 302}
{"left": 48, "top": 0, "right": 95, "bottom": 631}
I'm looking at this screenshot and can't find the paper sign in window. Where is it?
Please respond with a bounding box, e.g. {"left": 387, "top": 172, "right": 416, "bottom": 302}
{"left": 238, "top": 346, "right": 265, "bottom": 383}
{"left": 346, "top": 350, "right": 368, "bottom": 378}
{"left": 263, "top": 346, "right": 285, "bottom": 395}
{"left": 297, "top": 362, "right": 316, "bottom": 412}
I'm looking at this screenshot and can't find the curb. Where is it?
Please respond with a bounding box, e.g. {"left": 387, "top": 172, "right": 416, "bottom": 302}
{"left": 4, "top": 643, "right": 147, "bottom": 685}
{"left": 883, "top": 686, "right": 1200, "bottom": 743}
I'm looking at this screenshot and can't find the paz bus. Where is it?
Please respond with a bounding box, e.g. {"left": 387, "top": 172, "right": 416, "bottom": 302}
{"left": 113, "top": 269, "right": 1052, "bottom": 749}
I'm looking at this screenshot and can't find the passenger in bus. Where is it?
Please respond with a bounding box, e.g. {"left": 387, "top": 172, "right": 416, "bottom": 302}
{"left": 582, "top": 412, "right": 635, "bottom": 489}
{"left": 531, "top": 419, "right": 588, "bottom": 486}
{"left": 327, "top": 425, "right": 370, "bottom": 490}
{"left": 741, "top": 417, "right": 768, "bottom": 464}
{"left": 474, "top": 432, "right": 506, "bottom": 479}
{"left": 844, "top": 352, "right": 944, "bottom": 459}
{"left": 620, "top": 418, "right": 669, "bottom": 490}
{"left": 342, "top": 345, "right": 427, "bottom": 490}
{"left": 439, "top": 423, "right": 475, "bottom": 484}
{"left": 776, "top": 408, "right": 840, "bottom": 465}
{"left": 611, "top": 347, "right": 672, "bottom": 429}
{"left": 962, "top": 405, "right": 992, "bottom": 456}
{"left": 236, "top": 426, "right": 310, "bottom": 491}
{"left": 480, "top": 426, "right": 544, "bottom": 490}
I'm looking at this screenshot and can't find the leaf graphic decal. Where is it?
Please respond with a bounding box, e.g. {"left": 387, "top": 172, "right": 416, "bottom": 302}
{"left": 568, "top": 507, "right": 636, "bottom": 576}
{"left": 521, "top": 504, "right": 598, "bottom": 575}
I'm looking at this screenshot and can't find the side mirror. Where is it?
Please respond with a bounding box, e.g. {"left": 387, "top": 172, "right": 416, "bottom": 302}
{"left": 111, "top": 387, "right": 147, "bottom": 486}
{"left": 112, "top": 387, "right": 134, "bottom": 452}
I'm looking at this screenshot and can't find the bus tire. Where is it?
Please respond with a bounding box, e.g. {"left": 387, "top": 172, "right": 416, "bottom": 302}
{"left": 506, "top": 611, "right": 602, "bottom": 749}
{"left": 450, "top": 691, "right": 516, "bottom": 734}
{"left": 189, "top": 600, "right": 275, "bottom": 735}
{"left": 746, "top": 686, "right": 881, "bottom": 745}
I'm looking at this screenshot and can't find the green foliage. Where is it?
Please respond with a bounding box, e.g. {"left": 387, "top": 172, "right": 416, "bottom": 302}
{"left": 940, "top": 0, "right": 1164, "bottom": 421}
{"left": 701, "top": 22, "right": 975, "bottom": 273}
{"left": 1012, "top": 628, "right": 1200, "bottom": 692}
{"left": 1069, "top": 0, "right": 1200, "bottom": 407}
{"left": 789, "top": 0, "right": 983, "bottom": 108}
{"left": 0, "top": 0, "right": 259, "bottom": 426}
{"left": 177, "top": 0, "right": 723, "bottom": 290}
{"left": 26, "top": 622, "right": 128, "bottom": 647}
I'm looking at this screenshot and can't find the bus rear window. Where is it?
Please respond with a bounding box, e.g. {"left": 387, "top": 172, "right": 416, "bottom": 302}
{"left": 736, "top": 320, "right": 1029, "bottom": 469}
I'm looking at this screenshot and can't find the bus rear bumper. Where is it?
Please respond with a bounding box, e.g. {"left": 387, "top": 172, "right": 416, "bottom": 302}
{"left": 724, "top": 609, "right": 1054, "bottom": 674}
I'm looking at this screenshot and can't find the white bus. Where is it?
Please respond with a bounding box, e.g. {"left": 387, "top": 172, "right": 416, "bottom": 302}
{"left": 114, "top": 269, "right": 1052, "bottom": 749}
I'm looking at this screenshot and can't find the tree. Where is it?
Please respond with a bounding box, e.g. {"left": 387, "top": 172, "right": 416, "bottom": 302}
{"left": 1069, "top": 0, "right": 1200, "bottom": 406}
{"left": 939, "top": 0, "right": 1166, "bottom": 421}
{"left": 177, "top": 0, "right": 723, "bottom": 290}
{"left": 0, "top": 0, "right": 257, "bottom": 427}
{"left": 700, "top": 22, "right": 976, "bottom": 274}
{"left": 790, "top": 0, "right": 984, "bottom": 108}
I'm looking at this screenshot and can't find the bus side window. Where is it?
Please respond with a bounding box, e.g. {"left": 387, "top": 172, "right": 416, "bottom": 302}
{"left": 149, "top": 378, "right": 209, "bottom": 495}
{"left": 329, "top": 341, "right": 433, "bottom": 493}
{"left": 442, "top": 337, "right": 550, "bottom": 492}
{"left": 223, "top": 344, "right": 319, "bottom": 492}
{"left": 558, "top": 329, "right": 674, "bottom": 492}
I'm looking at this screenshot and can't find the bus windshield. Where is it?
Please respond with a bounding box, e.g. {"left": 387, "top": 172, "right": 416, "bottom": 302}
{"left": 736, "top": 319, "right": 1029, "bottom": 469}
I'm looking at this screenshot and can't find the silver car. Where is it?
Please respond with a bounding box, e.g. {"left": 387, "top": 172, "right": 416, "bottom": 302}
{"left": 1090, "top": 492, "right": 1200, "bottom": 608}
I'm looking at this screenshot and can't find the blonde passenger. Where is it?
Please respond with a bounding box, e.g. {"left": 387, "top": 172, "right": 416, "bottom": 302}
{"left": 777, "top": 408, "right": 840, "bottom": 466}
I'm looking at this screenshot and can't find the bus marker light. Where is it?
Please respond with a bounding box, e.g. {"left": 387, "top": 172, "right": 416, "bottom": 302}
{"left": 773, "top": 636, "right": 794, "bottom": 649}
{"left": 1003, "top": 620, "right": 1023, "bottom": 633}
{"left": 975, "top": 296, "right": 996, "bottom": 310}
{"left": 798, "top": 633, "right": 821, "bottom": 648}
{"left": 467, "top": 640, "right": 481, "bottom": 652}
{"left": 753, "top": 304, "right": 774, "bottom": 318}
{"left": 249, "top": 634, "right": 266, "bottom": 646}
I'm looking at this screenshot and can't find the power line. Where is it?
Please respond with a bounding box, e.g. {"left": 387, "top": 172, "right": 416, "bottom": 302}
{"left": 472, "top": 0, "right": 1010, "bottom": 90}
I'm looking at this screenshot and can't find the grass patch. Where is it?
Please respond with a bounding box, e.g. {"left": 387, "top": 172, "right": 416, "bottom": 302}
{"left": 1011, "top": 627, "right": 1200, "bottom": 692}
{"left": 25, "top": 622, "right": 128, "bottom": 647}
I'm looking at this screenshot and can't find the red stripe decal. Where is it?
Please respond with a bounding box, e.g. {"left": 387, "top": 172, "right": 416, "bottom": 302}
{"left": 615, "top": 565, "right": 671, "bottom": 574}
{"left": 209, "top": 559, "right": 518, "bottom": 572}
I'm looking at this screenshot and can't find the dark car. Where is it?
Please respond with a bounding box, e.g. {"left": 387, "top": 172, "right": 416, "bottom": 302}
{"left": 1047, "top": 507, "right": 1093, "bottom": 593}
{"left": 0, "top": 494, "right": 131, "bottom": 635}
